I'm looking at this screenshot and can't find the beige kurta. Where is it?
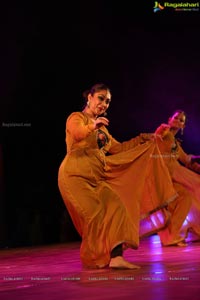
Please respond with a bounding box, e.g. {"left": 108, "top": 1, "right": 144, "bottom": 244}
{"left": 58, "top": 112, "right": 177, "bottom": 267}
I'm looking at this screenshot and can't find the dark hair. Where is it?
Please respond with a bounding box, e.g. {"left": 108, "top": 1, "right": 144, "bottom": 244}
{"left": 82, "top": 83, "right": 111, "bottom": 101}
{"left": 171, "top": 109, "right": 186, "bottom": 119}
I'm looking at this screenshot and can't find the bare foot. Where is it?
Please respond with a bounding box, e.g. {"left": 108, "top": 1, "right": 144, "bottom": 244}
{"left": 109, "top": 256, "right": 140, "bottom": 269}
{"left": 162, "top": 237, "right": 185, "bottom": 247}
{"left": 176, "top": 241, "right": 188, "bottom": 247}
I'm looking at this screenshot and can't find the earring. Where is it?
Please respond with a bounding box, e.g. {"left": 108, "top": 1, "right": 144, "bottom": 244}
{"left": 87, "top": 101, "right": 90, "bottom": 107}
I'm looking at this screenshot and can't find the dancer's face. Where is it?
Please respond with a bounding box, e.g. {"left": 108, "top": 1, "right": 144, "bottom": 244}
{"left": 88, "top": 90, "right": 111, "bottom": 116}
{"left": 168, "top": 111, "right": 186, "bottom": 130}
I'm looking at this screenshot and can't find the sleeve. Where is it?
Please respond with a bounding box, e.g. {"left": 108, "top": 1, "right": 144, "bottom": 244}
{"left": 177, "top": 143, "right": 200, "bottom": 174}
{"left": 173, "top": 142, "right": 200, "bottom": 174}
{"left": 107, "top": 133, "right": 153, "bottom": 154}
{"left": 177, "top": 143, "right": 191, "bottom": 165}
{"left": 154, "top": 123, "right": 170, "bottom": 137}
{"left": 186, "top": 155, "right": 200, "bottom": 174}
{"left": 67, "top": 112, "right": 95, "bottom": 141}
{"left": 188, "top": 162, "right": 200, "bottom": 174}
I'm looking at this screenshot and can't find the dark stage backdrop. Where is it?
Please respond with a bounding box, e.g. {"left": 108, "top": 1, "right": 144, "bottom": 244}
{"left": 1, "top": 1, "right": 200, "bottom": 247}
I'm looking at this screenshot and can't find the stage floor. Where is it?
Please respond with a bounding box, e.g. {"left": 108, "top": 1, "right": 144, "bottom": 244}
{"left": 0, "top": 235, "right": 200, "bottom": 300}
